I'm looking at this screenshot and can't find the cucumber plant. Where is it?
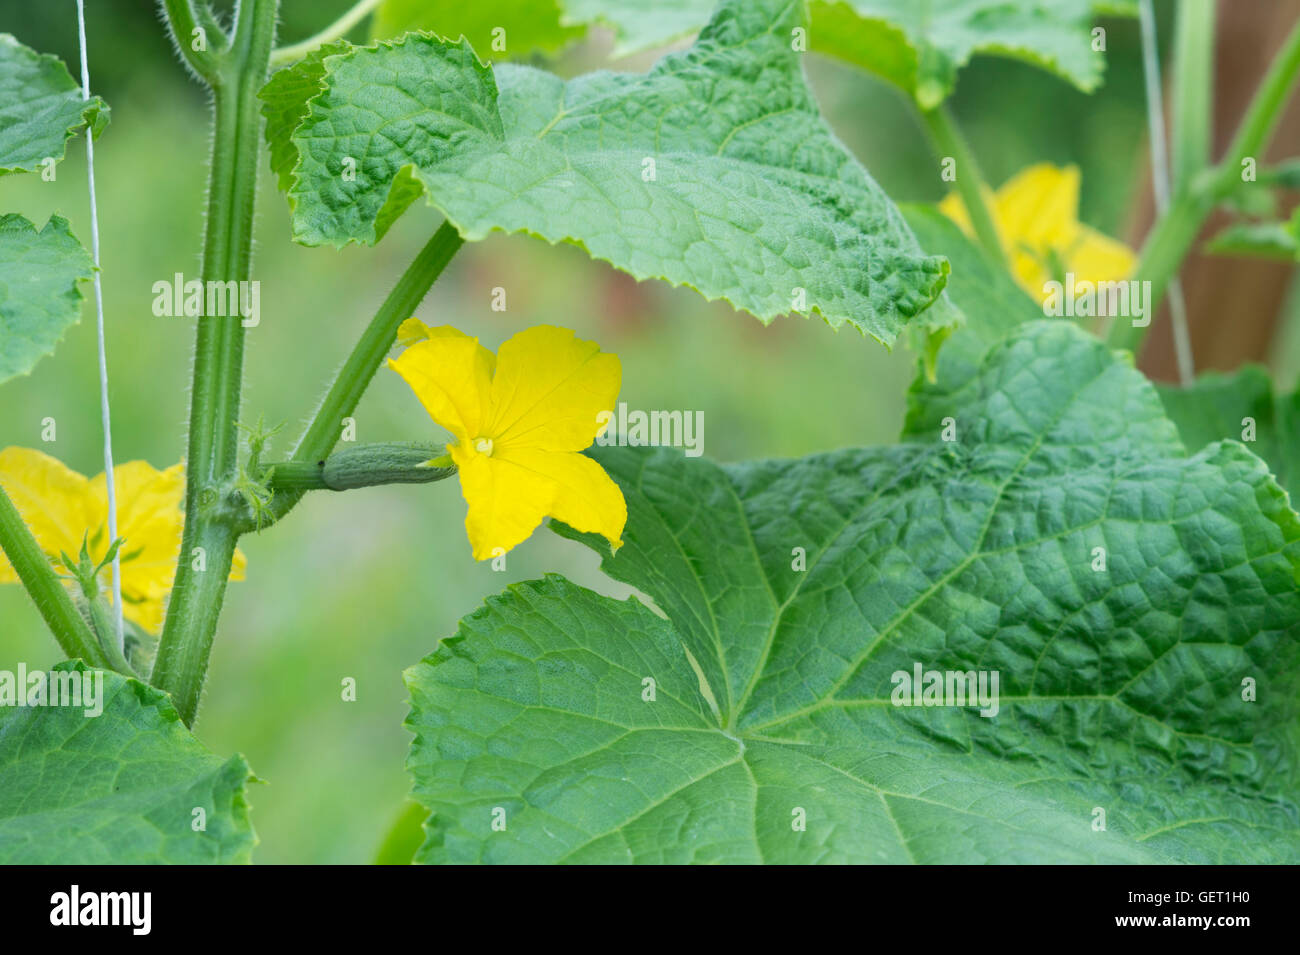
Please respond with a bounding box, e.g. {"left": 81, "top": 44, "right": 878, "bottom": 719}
{"left": 0, "top": 0, "right": 1298, "bottom": 864}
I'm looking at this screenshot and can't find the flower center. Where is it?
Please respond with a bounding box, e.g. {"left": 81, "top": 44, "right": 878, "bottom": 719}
{"left": 474, "top": 437, "right": 494, "bottom": 456}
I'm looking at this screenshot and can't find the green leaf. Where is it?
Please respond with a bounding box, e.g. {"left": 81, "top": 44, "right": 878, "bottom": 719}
{"left": 365, "top": 1, "right": 1124, "bottom": 107}
{"left": 1158, "top": 365, "right": 1300, "bottom": 504}
{"left": 261, "top": 41, "right": 352, "bottom": 195}
{"left": 265, "top": 0, "right": 951, "bottom": 345}
{"left": 0, "top": 33, "right": 109, "bottom": 176}
{"left": 558, "top": 0, "right": 715, "bottom": 56}
{"left": 1203, "top": 218, "right": 1300, "bottom": 261}
{"left": 370, "top": 0, "right": 585, "bottom": 58}
{"left": 0, "top": 663, "right": 256, "bottom": 863}
{"left": 406, "top": 320, "right": 1300, "bottom": 863}
{"left": 810, "top": 0, "right": 1123, "bottom": 109}
{"left": 0, "top": 214, "right": 94, "bottom": 385}
{"left": 523, "top": 1, "right": 1126, "bottom": 106}
{"left": 900, "top": 202, "right": 1041, "bottom": 423}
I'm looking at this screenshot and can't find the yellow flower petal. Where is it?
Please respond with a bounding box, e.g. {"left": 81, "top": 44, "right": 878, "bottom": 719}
{"left": 496, "top": 447, "right": 625, "bottom": 551}
{"left": 1, "top": 450, "right": 244, "bottom": 634}
{"left": 388, "top": 327, "right": 495, "bottom": 446}
{"left": 0, "top": 447, "right": 97, "bottom": 581}
{"left": 939, "top": 163, "right": 1134, "bottom": 300}
{"left": 395, "top": 317, "right": 433, "bottom": 350}
{"left": 1068, "top": 225, "right": 1137, "bottom": 283}
{"left": 485, "top": 325, "right": 621, "bottom": 451}
{"left": 123, "top": 592, "right": 167, "bottom": 635}
{"left": 91, "top": 461, "right": 184, "bottom": 604}
{"left": 993, "top": 163, "right": 1081, "bottom": 249}
{"left": 454, "top": 450, "right": 556, "bottom": 561}
{"left": 454, "top": 443, "right": 626, "bottom": 560}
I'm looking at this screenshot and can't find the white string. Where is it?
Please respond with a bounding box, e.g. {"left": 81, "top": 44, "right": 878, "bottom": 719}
{"left": 76, "top": 0, "right": 125, "bottom": 651}
{"left": 1139, "top": 0, "right": 1196, "bottom": 384}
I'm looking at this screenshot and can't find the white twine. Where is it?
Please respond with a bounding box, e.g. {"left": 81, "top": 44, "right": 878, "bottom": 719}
{"left": 76, "top": 0, "right": 125, "bottom": 651}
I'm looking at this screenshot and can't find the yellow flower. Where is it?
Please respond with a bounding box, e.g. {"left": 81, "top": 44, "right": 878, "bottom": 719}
{"left": 390, "top": 321, "right": 626, "bottom": 560}
{"left": 0, "top": 447, "right": 246, "bottom": 633}
{"left": 939, "top": 163, "right": 1136, "bottom": 301}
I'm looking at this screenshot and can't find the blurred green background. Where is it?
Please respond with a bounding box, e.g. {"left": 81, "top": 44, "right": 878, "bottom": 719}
{"left": 0, "top": 1, "right": 1284, "bottom": 862}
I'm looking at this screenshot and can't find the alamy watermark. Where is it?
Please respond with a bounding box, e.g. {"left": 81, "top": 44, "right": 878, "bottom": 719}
{"left": 596, "top": 403, "right": 704, "bottom": 457}
{"left": 890, "top": 663, "right": 1000, "bottom": 717}
{"left": 1042, "top": 273, "right": 1152, "bottom": 328}
{"left": 0, "top": 664, "right": 104, "bottom": 717}
{"left": 152, "top": 272, "right": 260, "bottom": 327}
{"left": 50, "top": 885, "right": 151, "bottom": 935}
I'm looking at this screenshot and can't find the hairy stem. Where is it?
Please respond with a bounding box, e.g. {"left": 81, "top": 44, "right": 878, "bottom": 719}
{"left": 159, "top": 0, "right": 225, "bottom": 80}
{"left": 920, "top": 104, "right": 1009, "bottom": 270}
{"left": 151, "top": 0, "right": 277, "bottom": 726}
{"left": 270, "top": 0, "right": 384, "bottom": 66}
{"left": 0, "top": 486, "right": 108, "bottom": 669}
{"left": 269, "top": 221, "right": 464, "bottom": 522}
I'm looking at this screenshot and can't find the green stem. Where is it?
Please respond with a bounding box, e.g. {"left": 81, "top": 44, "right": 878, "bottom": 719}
{"left": 0, "top": 486, "right": 108, "bottom": 669}
{"left": 269, "top": 221, "right": 464, "bottom": 522}
{"left": 270, "top": 0, "right": 384, "bottom": 66}
{"left": 920, "top": 104, "right": 1009, "bottom": 270}
{"left": 1170, "top": 0, "right": 1215, "bottom": 192}
{"left": 160, "top": 0, "right": 225, "bottom": 81}
{"left": 84, "top": 585, "right": 137, "bottom": 676}
{"left": 1214, "top": 16, "right": 1300, "bottom": 196}
{"left": 151, "top": 0, "right": 278, "bottom": 726}
{"left": 267, "top": 443, "right": 454, "bottom": 492}
{"left": 1109, "top": 16, "right": 1300, "bottom": 354}
{"left": 1106, "top": 192, "right": 1209, "bottom": 352}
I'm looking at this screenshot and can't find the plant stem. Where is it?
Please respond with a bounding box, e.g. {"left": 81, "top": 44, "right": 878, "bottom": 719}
{"left": 0, "top": 486, "right": 108, "bottom": 669}
{"left": 1171, "top": 0, "right": 1215, "bottom": 192}
{"left": 1109, "top": 15, "right": 1300, "bottom": 355}
{"left": 1138, "top": 0, "right": 1195, "bottom": 384}
{"left": 269, "top": 221, "right": 464, "bottom": 522}
{"left": 1214, "top": 16, "right": 1300, "bottom": 196}
{"left": 160, "top": 0, "right": 225, "bottom": 81}
{"left": 151, "top": 0, "right": 277, "bottom": 726}
{"left": 920, "top": 104, "right": 1009, "bottom": 270}
{"left": 84, "top": 584, "right": 137, "bottom": 676}
{"left": 270, "top": 0, "right": 384, "bottom": 66}
{"left": 1106, "top": 190, "right": 1209, "bottom": 352}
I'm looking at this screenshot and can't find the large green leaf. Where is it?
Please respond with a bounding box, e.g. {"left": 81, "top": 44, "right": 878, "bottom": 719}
{"left": 371, "top": 0, "right": 1125, "bottom": 107}
{"left": 263, "top": 0, "right": 950, "bottom": 345}
{"left": 406, "top": 320, "right": 1300, "bottom": 863}
{"left": 367, "top": 0, "right": 1123, "bottom": 107}
{"left": 0, "top": 214, "right": 94, "bottom": 385}
{"left": 1159, "top": 366, "right": 1300, "bottom": 504}
{"left": 0, "top": 33, "right": 109, "bottom": 176}
{"left": 0, "top": 664, "right": 256, "bottom": 863}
